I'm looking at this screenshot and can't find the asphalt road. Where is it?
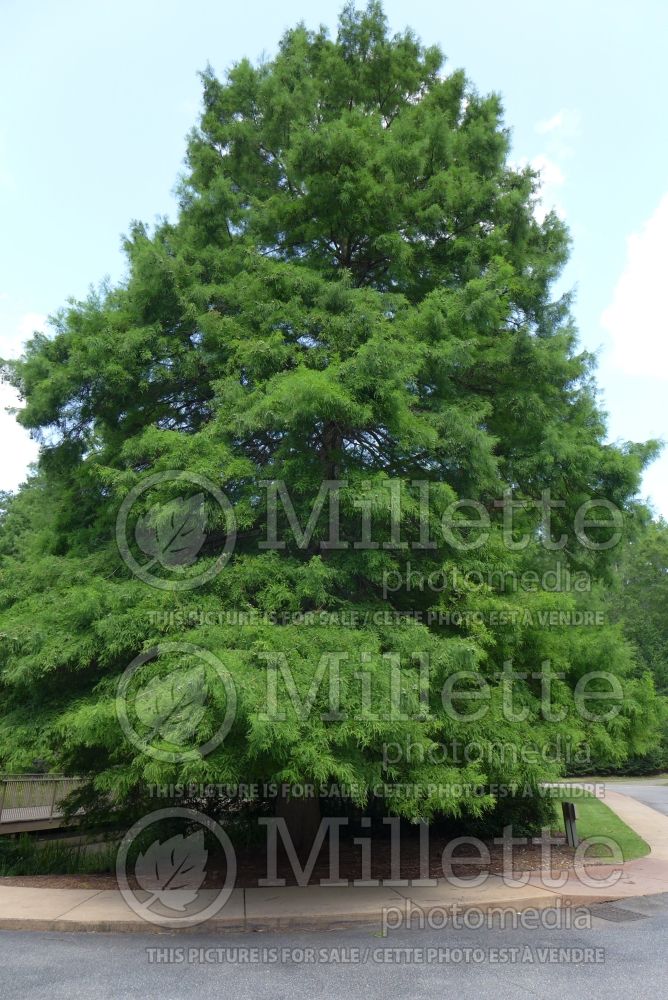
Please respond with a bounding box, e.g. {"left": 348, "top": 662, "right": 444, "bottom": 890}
{"left": 604, "top": 780, "right": 668, "bottom": 817}
{"left": 3, "top": 781, "right": 668, "bottom": 999}
{"left": 1, "top": 893, "right": 668, "bottom": 1000}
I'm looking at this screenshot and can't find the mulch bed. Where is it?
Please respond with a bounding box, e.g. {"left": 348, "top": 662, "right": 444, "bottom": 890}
{"left": 0, "top": 832, "right": 611, "bottom": 890}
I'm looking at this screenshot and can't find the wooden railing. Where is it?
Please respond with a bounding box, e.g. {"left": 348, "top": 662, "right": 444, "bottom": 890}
{"left": 0, "top": 774, "right": 84, "bottom": 825}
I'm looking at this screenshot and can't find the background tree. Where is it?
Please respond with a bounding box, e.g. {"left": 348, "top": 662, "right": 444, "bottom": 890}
{"left": 571, "top": 513, "right": 668, "bottom": 776}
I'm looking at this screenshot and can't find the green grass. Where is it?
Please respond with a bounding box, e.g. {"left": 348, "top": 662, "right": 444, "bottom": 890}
{"left": 548, "top": 785, "right": 650, "bottom": 861}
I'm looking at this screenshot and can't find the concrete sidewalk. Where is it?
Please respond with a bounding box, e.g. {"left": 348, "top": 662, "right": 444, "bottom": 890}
{"left": 1, "top": 785, "right": 668, "bottom": 934}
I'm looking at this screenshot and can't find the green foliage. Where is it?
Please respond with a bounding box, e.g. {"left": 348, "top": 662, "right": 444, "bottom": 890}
{"left": 567, "top": 514, "right": 668, "bottom": 775}
{"left": 0, "top": 2, "right": 664, "bottom": 832}
{"left": 0, "top": 836, "right": 116, "bottom": 877}
{"left": 609, "top": 516, "right": 668, "bottom": 693}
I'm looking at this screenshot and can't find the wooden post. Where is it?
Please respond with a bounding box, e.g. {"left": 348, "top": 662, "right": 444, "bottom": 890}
{"left": 49, "top": 779, "right": 58, "bottom": 818}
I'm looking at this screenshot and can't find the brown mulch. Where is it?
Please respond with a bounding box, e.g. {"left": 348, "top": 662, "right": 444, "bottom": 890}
{"left": 0, "top": 832, "right": 610, "bottom": 890}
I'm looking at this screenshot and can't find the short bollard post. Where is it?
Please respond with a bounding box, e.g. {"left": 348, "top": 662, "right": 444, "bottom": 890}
{"left": 562, "top": 801, "right": 579, "bottom": 847}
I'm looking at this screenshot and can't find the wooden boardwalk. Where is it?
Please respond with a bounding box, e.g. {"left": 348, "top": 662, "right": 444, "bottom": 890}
{"left": 0, "top": 776, "right": 83, "bottom": 834}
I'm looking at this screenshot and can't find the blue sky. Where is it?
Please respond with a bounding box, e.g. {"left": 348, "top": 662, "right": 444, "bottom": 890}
{"left": 1, "top": 0, "right": 666, "bottom": 515}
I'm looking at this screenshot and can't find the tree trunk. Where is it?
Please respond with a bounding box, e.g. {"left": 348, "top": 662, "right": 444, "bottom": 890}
{"left": 275, "top": 789, "right": 322, "bottom": 856}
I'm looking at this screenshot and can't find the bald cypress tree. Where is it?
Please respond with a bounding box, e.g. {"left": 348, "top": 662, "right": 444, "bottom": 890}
{"left": 0, "top": 2, "right": 662, "bottom": 833}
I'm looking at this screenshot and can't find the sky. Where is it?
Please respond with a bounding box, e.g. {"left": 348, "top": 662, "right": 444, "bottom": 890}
{"left": 1, "top": 0, "right": 666, "bottom": 515}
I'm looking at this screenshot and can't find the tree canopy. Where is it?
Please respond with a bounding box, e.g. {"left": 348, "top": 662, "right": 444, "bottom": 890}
{"left": 0, "top": 2, "right": 663, "bottom": 830}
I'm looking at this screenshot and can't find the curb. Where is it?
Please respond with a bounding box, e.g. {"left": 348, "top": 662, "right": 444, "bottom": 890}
{"left": 0, "top": 890, "right": 627, "bottom": 935}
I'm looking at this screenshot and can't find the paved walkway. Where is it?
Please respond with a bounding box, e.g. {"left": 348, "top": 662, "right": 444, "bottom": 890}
{"left": 1, "top": 784, "right": 668, "bottom": 933}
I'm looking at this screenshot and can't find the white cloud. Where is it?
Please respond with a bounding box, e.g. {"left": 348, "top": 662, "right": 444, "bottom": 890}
{"left": 536, "top": 110, "right": 566, "bottom": 135}
{"left": 0, "top": 312, "right": 45, "bottom": 492}
{"left": 602, "top": 194, "right": 668, "bottom": 378}
{"left": 523, "top": 109, "right": 580, "bottom": 224}
{"left": 514, "top": 153, "right": 566, "bottom": 224}
{"left": 530, "top": 154, "right": 566, "bottom": 223}
{"left": 0, "top": 311, "right": 47, "bottom": 360}
{"left": 17, "top": 312, "right": 47, "bottom": 337}
{"left": 0, "top": 383, "right": 39, "bottom": 492}
{"left": 535, "top": 108, "right": 581, "bottom": 147}
{"left": 532, "top": 155, "right": 565, "bottom": 189}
